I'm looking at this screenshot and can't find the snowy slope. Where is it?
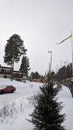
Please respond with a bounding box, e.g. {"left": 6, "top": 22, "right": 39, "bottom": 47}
{"left": 57, "top": 85, "right": 73, "bottom": 130}
{"left": 0, "top": 78, "right": 72, "bottom": 130}
{"left": 0, "top": 78, "right": 41, "bottom": 106}
{"left": 0, "top": 78, "right": 42, "bottom": 130}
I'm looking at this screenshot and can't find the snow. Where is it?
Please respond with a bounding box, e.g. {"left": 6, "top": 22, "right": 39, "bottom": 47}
{"left": 0, "top": 78, "right": 72, "bottom": 130}
{"left": 57, "top": 86, "right": 73, "bottom": 130}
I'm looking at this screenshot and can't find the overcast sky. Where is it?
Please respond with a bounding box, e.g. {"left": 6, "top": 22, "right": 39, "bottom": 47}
{"left": 0, "top": 0, "right": 73, "bottom": 75}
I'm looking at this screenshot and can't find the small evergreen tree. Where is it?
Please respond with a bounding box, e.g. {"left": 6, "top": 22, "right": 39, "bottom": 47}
{"left": 19, "top": 56, "right": 30, "bottom": 77}
{"left": 30, "top": 81, "right": 66, "bottom": 130}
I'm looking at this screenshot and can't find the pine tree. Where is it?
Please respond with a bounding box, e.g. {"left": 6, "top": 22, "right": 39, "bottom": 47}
{"left": 19, "top": 56, "right": 30, "bottom": 77}
{"left": 4, "top": 34, "right": 27, "bottom": 65}
{"left": 30, "top": 81, "right": 66, "bottom": 130}
{"left": 4, "top": 34, "right": 27, "bottom": 80}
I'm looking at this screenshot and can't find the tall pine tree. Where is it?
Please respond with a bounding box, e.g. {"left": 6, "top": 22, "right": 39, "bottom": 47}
{"left": 4, "top": 34, "right": 27, "bottom": 80}
{"left": 19, "top": 56, "right": 30, "bottom": 77}
{"left": 30, "top": 81, "right": 66, "bottom": 130}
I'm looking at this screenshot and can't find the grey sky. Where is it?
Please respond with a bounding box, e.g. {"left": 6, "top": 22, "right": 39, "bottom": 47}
{"left": 0, "top": 0, "right": 73, "bottom": 75}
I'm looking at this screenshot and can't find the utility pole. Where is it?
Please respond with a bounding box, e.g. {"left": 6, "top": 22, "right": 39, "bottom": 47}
{"left": 48, "top": 51, "right": 52, "bottom": 73}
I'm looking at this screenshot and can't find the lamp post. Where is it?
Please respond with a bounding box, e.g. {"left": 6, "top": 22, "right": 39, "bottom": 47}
{"left": 48, "top": 51, "right": 52, "bottom": 73}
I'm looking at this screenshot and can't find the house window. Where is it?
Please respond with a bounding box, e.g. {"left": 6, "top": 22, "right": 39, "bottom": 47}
{"left": 7, "top": 70, "right": 10, "bottom": 73}
{"left": 1, "top": 69, "right": 4, "bottom": 73}
{"left": 0, "top": 69, "right": 1, "bottom": 72}
{"left": 4, "top": 70, "right": 6, "bottom": 72}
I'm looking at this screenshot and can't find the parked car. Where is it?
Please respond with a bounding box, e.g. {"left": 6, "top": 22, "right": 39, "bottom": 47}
{"left": 0, "top": 86, "right": 16, "bottom": 94}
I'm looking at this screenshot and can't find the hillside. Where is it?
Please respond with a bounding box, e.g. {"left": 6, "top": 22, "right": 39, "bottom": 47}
{"left": 0, "top": 78, "right": 72, "bottom": 130}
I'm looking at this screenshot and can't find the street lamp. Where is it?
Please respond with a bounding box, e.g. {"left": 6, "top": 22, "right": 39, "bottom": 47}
{"left": 48, "top": 51, "right": 52, "bottom": 73}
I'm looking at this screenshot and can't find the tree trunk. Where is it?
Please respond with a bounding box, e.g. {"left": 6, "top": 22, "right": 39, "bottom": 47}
{"left": 11, "top": 58, "right": 14, "bottom": 81}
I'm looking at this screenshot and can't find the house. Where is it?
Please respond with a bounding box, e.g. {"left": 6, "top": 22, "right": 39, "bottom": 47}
{"left": 0, "top": 64, "right": 25, "bottom": 81}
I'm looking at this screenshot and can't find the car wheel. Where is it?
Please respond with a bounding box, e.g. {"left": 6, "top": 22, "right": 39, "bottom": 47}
{"left": 11, "top": 91, "right": 14, "bottom": 93}
{"left": 0, "top": 91, "right": 4, "bottom": 94}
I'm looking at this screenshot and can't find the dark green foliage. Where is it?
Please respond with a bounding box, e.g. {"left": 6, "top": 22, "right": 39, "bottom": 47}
{"left": 4, "top": 34, "right": 27, "bottom": 65}
{"left": 30, "top": 71, "right": 40, "bottom": 79}
{"left": 30, "top": 82, "right": 66, "bottom": 130}
{"left": 55, "top": 63, "right": 72, "bottom": 81}
{"left": 19, "top": 56, "right": 30, "bottom": 77}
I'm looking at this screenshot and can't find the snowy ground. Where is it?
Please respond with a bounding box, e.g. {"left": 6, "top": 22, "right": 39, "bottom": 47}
{"left": 0, "top": 78, "right": 72, "bottom": 130}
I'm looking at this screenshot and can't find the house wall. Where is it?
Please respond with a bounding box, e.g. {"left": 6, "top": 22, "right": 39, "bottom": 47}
{"left": 0, "top": 66, "right": 24, "bottom": 81}
{"left": 0, "top": 74, "right": 11, "bottom": 79}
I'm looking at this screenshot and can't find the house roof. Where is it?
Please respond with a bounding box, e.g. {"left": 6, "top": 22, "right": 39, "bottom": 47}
{"left": 0, "top": 66, "right": 11, "bottom": 69}
{"left": 0, "top": 65, "right": 21, "bottom": 73}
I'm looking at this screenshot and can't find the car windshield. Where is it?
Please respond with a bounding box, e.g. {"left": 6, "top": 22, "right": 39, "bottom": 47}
{"left": 6, "top": 86, "right": 13, "bottom": 88}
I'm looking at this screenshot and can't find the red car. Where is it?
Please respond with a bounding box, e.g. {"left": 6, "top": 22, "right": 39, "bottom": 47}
{"left": 0, "top": 86, "right": 16, "bottom": 94}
